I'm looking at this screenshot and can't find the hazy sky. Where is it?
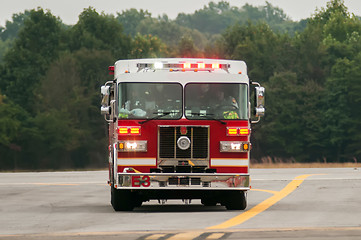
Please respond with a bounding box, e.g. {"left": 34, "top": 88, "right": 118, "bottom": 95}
{"left": 1, "top": 0, "right": 361, "bottom": 27}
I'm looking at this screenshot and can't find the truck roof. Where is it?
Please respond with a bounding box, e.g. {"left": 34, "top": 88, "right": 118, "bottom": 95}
{"left": 114, "top": 58, "right": 247, "bottom": 76}
{"left": 116, "top": 71, "right": 250, "bottom": 85}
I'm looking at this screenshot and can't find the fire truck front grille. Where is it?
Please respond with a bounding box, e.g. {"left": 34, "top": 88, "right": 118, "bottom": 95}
{"left": 158, "top": 126, "right": 209, "bottom": 162}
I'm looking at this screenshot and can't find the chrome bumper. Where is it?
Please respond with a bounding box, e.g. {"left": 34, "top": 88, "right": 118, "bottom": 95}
{"left": 116, "top": 173, "right": 250, "bottom": 190}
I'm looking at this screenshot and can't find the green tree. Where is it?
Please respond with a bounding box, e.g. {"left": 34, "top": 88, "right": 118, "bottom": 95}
{"left": 324, "top": 59, "right": 353, "bottom": 161}
{"left": 116, "top": 9, "right": 152, "bottom": 37}
{"left": 1, "top": 8, "right": 64, "bottom": 113}
{"left": 175, "top": 1, "right": 240, "bottom": 35}
{"left": 0, "top": 11, "right": 31, "bottom": 41}
{"left": 256, "top": 72, "right": 305, "bottom": 159}
{"left": 136, "top": 16, "right": 208, "bottom": 50}
{"left": 37, "top": 49, "right": 113, "bottom": 168}
{"left": 177, "top": 36, "right": 201, "bottom": 58}
{"left": 0, "top": 39, "right": 12, "bottom": 63}
{"left": 69, "top": 7, "right": 131, "bottom": 59}
{"left": 345, "top": 53, "right": 361, "bottom": 160}
{"left": 0, "top": 11, "right": 32, "bottom": 63}
{"left": 0, "top": 94, "right": 22, "bottom": 147}
{"left": 312, "top": 0, "right": 349, "bottom": 26}
{"left": 176, "top": 1, "right": 302, "bottom": 35}
{"left": 324, "top": 55, "right": 361, "bottom": 162}
{"left": 130, "top": 33, "right": 168, "bottom": 58}
{"left": 253, "top": 71, "right": 326, "bottom": 162}
{"left": 221, "top": 21, "right": 291, "bottom": 81}
{"left": 291, "top": 24, "right": 328, "bottom": 84}
{"left": 0, "top": 94, "right": 36, "bottom": 170}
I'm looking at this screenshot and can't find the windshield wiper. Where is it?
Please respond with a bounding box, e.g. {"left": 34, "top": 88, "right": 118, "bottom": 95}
{"left": 139, "top": 111, "right": 173, "bottom": 124}
{"left": 188, "top": 112, "right": 226, "bottom": 125}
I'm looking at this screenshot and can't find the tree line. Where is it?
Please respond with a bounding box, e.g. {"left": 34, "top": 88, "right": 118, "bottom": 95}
{"left": 0, "top": 0, "right": 360, "bottom": 170}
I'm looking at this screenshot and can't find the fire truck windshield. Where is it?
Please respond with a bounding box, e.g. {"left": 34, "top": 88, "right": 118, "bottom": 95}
{"left": 185, "top": 83, "right": 248, "bottom": 120}
{"left": 118, "top": 82, "right": 182, "bottom": 119}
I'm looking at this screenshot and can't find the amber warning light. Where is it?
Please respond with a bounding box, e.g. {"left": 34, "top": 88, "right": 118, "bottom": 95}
{"left": 118, "top": 126, "right": 141, "bottom": 135}
{"left": 227, "top": 127, "right": 249, "bottom": 136}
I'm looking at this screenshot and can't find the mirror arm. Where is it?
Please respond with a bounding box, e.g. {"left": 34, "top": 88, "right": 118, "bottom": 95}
{"left": 251, "top": 81, "right": 261, "bottom": 87}
{"left": 251, "top": 116, "right": 261, "bottom": 124}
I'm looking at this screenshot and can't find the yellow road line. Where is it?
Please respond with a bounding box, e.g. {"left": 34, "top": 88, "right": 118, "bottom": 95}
{"left": 251, "top": 189, "right": 278, "bottom": 194}
{"left": 208, "top": 174, "right": 324, "bottom": 229}
{"left": 145, "top": 233, "right": 167, "bottom": 239}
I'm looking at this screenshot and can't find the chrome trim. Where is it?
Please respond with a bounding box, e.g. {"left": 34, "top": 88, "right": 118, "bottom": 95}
{"left": 118, "top": 140, "right": 147, "bottom": 152}
{"left": 219, "top": 141, "right": 249, "bottom": 152}
{"left": 117, "top": 173, "right": 250, "bottom": 190}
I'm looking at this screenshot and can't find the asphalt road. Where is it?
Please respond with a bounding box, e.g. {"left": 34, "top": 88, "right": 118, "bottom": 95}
{"left": 1, "top": 168, "right": 361, "bottom": 240}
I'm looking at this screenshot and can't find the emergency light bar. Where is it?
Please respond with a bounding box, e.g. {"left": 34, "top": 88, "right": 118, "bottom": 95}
{"left": 136, "top": 62, "right": 230, "bottom": 72}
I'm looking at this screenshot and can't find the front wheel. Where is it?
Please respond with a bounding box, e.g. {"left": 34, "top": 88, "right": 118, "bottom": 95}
{"left": 222, "top": 191, "right": 247, "bottom": 210}
{"left": 111, "top": 186, "right": 135, "bottom": 211}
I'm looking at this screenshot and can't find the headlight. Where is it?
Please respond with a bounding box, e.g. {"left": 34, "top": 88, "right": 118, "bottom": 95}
{"left": 118, "top": 140, "right": 147, "bottom": 152}
{"left": 220, "top": 141, "right": 250, "bottom": 152}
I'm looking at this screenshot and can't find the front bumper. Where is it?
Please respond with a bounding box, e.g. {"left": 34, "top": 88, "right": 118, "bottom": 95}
{"left": 116, "top": 173, "right": 250, "bottom": 190}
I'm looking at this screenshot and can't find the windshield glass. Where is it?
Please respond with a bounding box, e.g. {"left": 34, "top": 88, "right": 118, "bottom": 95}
{"left": 118, "top": 82, "right": 182, "bottom": 119}
{"left": 185, "top": 83, "right": 248, "bottom": 120}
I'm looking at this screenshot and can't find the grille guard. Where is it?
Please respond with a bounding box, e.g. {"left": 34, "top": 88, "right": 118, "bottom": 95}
{"left": 158, "top": 125, "right": 210, "bottom": 167}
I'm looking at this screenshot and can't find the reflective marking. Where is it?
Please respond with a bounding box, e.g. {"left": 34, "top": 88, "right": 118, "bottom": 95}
{"left": 211, "top": 158, "right": 248, "bottom": 167}
{"left": 2, "top": 226, "right": 361, "bottom": 238}
{"left": 117, "top": 158, "right": 156, "bottom": 166}
{"left": 167, "top": 232, "right": 202, "bottom": 240}
{"left": 206, "top": 232, "right": 225, "bottom": 239}
{"left": 208, "top": 174, "right": 325, "bottom": 229}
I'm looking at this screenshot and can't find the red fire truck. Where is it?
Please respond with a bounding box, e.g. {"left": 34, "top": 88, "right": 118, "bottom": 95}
{"left": 100, "top": 58, "right": 265, "bottom": 211}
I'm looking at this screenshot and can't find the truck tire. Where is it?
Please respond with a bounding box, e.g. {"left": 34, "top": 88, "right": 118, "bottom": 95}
{"left": 111, "top": 186, "right": 135, "bottom": 211}
{"left": 223, "top": 191, "right": 247, "bottom": 210}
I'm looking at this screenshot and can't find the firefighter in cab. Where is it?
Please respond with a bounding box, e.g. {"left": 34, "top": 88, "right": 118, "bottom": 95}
{"left": 212, "top": 88, "right": 239, "bottom": 119}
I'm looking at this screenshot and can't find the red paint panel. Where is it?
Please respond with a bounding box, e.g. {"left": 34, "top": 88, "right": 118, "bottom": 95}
{"left": 214, "top": 166, "right": 248, "bottom": 173}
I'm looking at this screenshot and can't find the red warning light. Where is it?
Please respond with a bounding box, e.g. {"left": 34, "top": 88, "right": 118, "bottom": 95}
{"left": 108, "top": 66, "right": 115, "bottom": 75}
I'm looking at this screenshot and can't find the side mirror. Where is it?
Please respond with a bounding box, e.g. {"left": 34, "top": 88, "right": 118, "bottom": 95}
{"left": 100, "top": 85, "right": 110, "bottom": 115}
{"left": 101, "top": 106, "right": 111, "bottom": 115}
{"left": 251, "top": 82, "right": 265, "bottom": 123}
{"left": 100, "top": 81, "right": 116, "bottom": 122}
{"left": 101, "top": 85, "right": 110, "bottom": 96}
{"left": 255, "top": 86, "right": 265, "bottom": 117}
